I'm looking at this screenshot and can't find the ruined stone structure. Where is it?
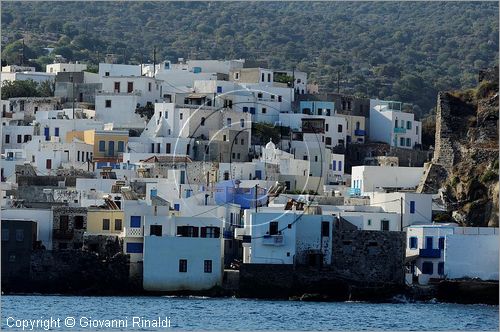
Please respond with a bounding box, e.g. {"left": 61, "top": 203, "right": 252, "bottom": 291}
{"left": 52, "top": 206, "right": 88, "bottom": 251}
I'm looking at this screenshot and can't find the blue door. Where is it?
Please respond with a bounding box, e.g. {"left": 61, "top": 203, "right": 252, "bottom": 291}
{"left": 255, "top": 170, "right": 262, "bottom": 180}
{"left": 150, "top": 189, "right": 157, "bottom": 197}
{"left": 44, "top": 127, "right": 50, "bottom": 141}
{"left": 426, "top": 236, "right": 433, "bottom": 249}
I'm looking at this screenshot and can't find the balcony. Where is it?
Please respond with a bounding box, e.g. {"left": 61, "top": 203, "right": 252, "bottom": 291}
{"left": 419, "top": 248, "right": 441, "bottom": 258}
{"left": 124, "top": 227, "right": 143, "bottom": 237}
{"left": 262, "top": 235, "right": 284, "bottom": 246}
{"left": 349, "top": 188, "right": 361, "bottom": 196}
{"left": 354, "top": 129, "right": 366, "bottom": 136}
{"left": 394, "top": 127, "right": 406, "bottom": 134}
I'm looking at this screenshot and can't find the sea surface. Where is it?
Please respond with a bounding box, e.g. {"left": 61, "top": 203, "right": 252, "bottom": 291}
{"left": 1, "top": 295, "right": 498, "bottom": 331}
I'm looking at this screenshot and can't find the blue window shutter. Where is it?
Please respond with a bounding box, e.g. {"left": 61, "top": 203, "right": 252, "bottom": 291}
{"left": 338, "top": 161, "right": 342, "bottom": 171}
{"left": 44, "top": 127, "right": 50, "bottom": 140}
{"left": 250, "top": 107, "right": 255, "bottom": 114}
{"left": 150, "top": 189, "right": 157, "bottom": 197}
{"left": 422, "top": 262, "right": 433, "bottom": 275}
{"left": 438, "top": 237, "right": 445, "bottom": 250}
{"left": 332, "top": 161, "right": 336, "bottom": 171}
{"left": 410, "top": 201, "right": 415, "bottom": 214}
{"left": 130, "top": 216, "right": 141, "bottom": 228}
{"left": 54, "top": 128, "right": 59, "bottom": 137}
{"left": 126, "top": 242, "right": 143, "bottom": 254}
{"left": 174, "top": 203, "right": 180, "bottom": 211}
{"left": 217, "top": 86, "right": 222, "bottom": 93}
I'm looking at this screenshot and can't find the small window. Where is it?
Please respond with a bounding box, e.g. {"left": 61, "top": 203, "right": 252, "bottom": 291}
{"left": 216, "top": 86, "right": 222, "bottom": 93}
{"left": 381, "top": 219, "right": 389, "bottom": 231}
{"left": 201, "top": 117, "right": 205, "bottom": 126}
{"left": 99, "top": 140, "right": 106, "bottom": 152}
{"left": 127, "top": 82, "right": 134, "bottom": 93}
{"left": 321, "top": 221, "right": 330, "bottom": 237}
{"left": 278, "top": 96, "right": 282, "bottom": 102}
{"left": 367, "top": 219, "right": 372, "bottom": 226}
{"left": 262, "top": 107, "right": 267, "bottom": 114}
{"left": 410, "top": 201, "right": 415, "bottom": 214}
{"left": 114, "top": 82, "right": 120, "bottom": 93}
{"left": 114, "top": 219, "right": 122, "bottom": 231}
{"left": 102, "top": 219, "right": 110, "bottom": 231}
{"left": 438, "top": 237, "right": 445, "bottom": 250}
{"left": 74, "top": 216, "right": 84, "bottom": 230}
{"left": 338, "top": 161, "right": 342, "bottom": 171}
{"left": 227, "top": 118, "right": 231, "bottom": 126}
{"left": 150, "top": 225, "right": 162, "bottom": 236}
{"left": 5, "top": 135, "right": 10, "bottom": 144}
{"left": 400, "top": 137, "right": 405, "bottom": 146}
{"left": 325, "top": 124, "right": 329, "bottom": 132}
{"left": 130, "top": 216, "right": 141, "bottom": 228}
{"left": 105, "top": 100, "right": 112, "bottom": 108}
{"left": 204, "top": 260, "right": 212, "bottom": 273}
{"left": 105, "top": 72, "right": 110, "bottom": 76}
{"left": 240, "top": 119, "right": 245, "bottom": 128}
{"left": 338, "top": 124, "right": 343, "bottom": 132}
{"left": 269, "top": 221, "right": 279, "bottom": 235}
{"left": 241, "top": 139, "right": 244, "bottom": 145}
{"left": 17, "top": 135, "right": 22, "bottom": 143}
{"left": 406, "top": 138, "right": 411, "bottom": 147}
{"left": 422, "top": 262, "right": 433, "bottom": 275}
{"left": 409, "top": 237, "right": 418, "bottom": 249}
{"left": 180, "top": 113, "right": 183, "bottom": 120}
{"left": 407, "top": 121, "right": 412, "bottom": 130}
{"left": 117, "top": 141, "right": 125, "bottom": 153}
{"left": 223, "top": 135, "right": 227, "bottom": 142}
{"left": 257, "top": 92, "right": 263, "bottom": 99}
{"left": 179, "top": 259, "right": 187, "bottom": 272}
{"left": 243, "top": 106, "right": 248, "bottom": 113}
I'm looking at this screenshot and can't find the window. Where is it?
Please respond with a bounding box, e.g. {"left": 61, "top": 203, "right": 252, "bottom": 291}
{"left": 394, "top": 119, "right": 398, "bottom": 128}
{"left": 5, "top": 135, "right": 9, "bottom": 144}
{"left": 114, "top": 82, "right": 120, "bottom": 93}
{"left": 2, "top": 229, "right": 9, "bottom": 241}
{"left": 216, "top": 86, "right": 222, "bottom": 93}
{"left": 325, "top": 137, "right": 332, "bottom": 145}
{"left": 332, "top": 161, "right": 337, "bottom": 171}
{"left": 177, "top": 226, "right": 199, "bottom": 237}
{"left": 410, "top": 201, "right": 415, "bottom": 214}
{"left": 127, "top": 82, "right": 133, "bottom": 93}
{"left": 262, "top": 107, "right": 267, "bottom": 114}
{"left": 98, "top": 140, "right": 106, "bottom": 152}
{"left": 367, "top": 219, "right": 372, "bottom": 226}
{"left": 438, "top": 237, "right": 445, "bottom": 250}
{"left": 234, "top": 72, "right": 239, "bottom": 80}
{"left": 409, "top": 237, "right": 418, "bottom": 249}
{"left": 232, "top": 153, "right": 236, "bottom": 159}
{"left": 77, "top": 151, "right": 80, "bottom": 162}
{"left": 128, "top": 216, "right": 141, "bottom": 228}
{"left": 438, "top": 262, "right": 444, "bottom": 275}
{"left": 407, "top": 121, "right": 412, "bottom": 129}
{"left": 166, "top": 143, "right": 171, "bottom": 154}
{"left": 180, "top": 113, "right": 183, "bottom": 120}
{"left": 278, "top": 96, "right": 282, "bottom": 102}
{"left": 250, "top": 107, "right": 256, "bottom": 114}
{"left": 105, "top": 100, "right": 112, "bottom": 108}
{"left": 425, "top": 236, "right": 433, "bottom": 249}
{"left": 338, "top": 124, "right": 343, "bottom": 132}
{"left": 240, "top": 119, "right": 245, "bottom": 128}
{"left": 381, "top": 219, "right": 389, "bottom": 231}
{"left": 325, "top": 124, "right": 329, "bottom": 132}
{"left": 422, "top": 262, "right": 433, "bottom": 275}
{"left": 201, "top": 227, "right": 220, "bottom": 238}
{"left": 416, "top": 125, "right": 419, "bottom": 134}
{"left": 241, "top": 139, "right": 244, "bottom": 145}
{"left": 321, "top": 222, "right": 330, "bottom": 237}
{"left": 46, "top": 159, "right": 52, "bottom": 169}
{"left": 201, "top": 117, "right": 205, "bottom": 126}
{"left": 400, "top": 137, "right": 405, "bottom": 146}
{"left": 267, "top": 73, "right": 271, "bottom": 82}
{"left": 117, "top": 141, "right": 125, "bottom": 153}
{"left": 257, "top": 92, "right": 263, "bottom": 99}
{"left": 303, "top": 155, "right": 308, "bottom": 161}
{"left": 105, "top": 72, "right": 110, "bottom": 77}
{"left": 227, "top": 118, "right": 231, "bottom": 126}
{"left": 150, "top": 225, "right": 162, "bottom": 236}
{"left": 74, "top": 216, "right": 84, "bottom": 230}
{"left": 261, "top": 73, "right": 265, "bottom": 82}
{"left": 269, "top": 221, "right": 279, "bottom": 235}
{"left": 204, "top": 260, "right": 212, "bottom": 273}
{"left": 406, "top": 138, "right": 411, "bottom": 147}
{"left": 17, "top": 135, "right": 22, "bottom": 143}
{"left": 314, "top": 156, "right": 318, "bottom": 162}
{"left": 148, "top": 82, "right": 152, "bottom": 91}
{"left": 223, "top": 135, "right": 227, "bottom": 142}
{"left": 15, "top": 229, "right": 24, "bottom": 242}
{"left": 126, "top": 242, "right": 143, "bottom": 254}
{"left": 179, "top": 259, "right": 187, "bottom": 273}
{"left": 114, "top": 219, "right": 122, "bottom": 231}
{"left": 102, "top": 219, "right": 110, "bottom": 231}
{"left": 243, "top": 107, "right": 248, "bottom": 113}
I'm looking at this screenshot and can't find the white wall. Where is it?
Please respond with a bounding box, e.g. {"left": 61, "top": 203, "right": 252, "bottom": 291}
{"left": 445, "top": 233, "right": 499, "bottom": 280}
{"left": 351, "top": 166, "right": 424, "bottom": 194}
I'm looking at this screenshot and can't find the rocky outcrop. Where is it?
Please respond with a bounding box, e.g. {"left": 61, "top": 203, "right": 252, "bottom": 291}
{"left": 419, "top": 68, "right": 498, "bottom": 227}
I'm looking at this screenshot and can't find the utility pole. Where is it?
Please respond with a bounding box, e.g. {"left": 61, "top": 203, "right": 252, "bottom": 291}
{"left": 400, "top": 196, "right": 404, "bottom": 231}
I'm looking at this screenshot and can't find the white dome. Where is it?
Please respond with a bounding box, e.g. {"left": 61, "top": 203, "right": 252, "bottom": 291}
{"left": 265, "top": 138, "right": 276, "bottom": 150}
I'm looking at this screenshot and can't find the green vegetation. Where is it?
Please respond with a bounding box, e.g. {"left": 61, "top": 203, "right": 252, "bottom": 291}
{"left": 480, "top": 169, "right": 498, "bottom": 183}
{"left": 1, "top": 80, "right": 54, "bottom": 99}
{"left": 1, "top": 2, "right": 498, "bottom": 115}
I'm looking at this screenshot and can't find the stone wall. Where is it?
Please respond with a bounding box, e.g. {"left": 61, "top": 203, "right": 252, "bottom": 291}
{"left": 52, "top": 206, "right": 88, "bottom": 250}
{"left": 331, "top": 229, "right": 406, "bottom": 285}
{"left": 345, "top": 143, "right": 431, "bottom": 173}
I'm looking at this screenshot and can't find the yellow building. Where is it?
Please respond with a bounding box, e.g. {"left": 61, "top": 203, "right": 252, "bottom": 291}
{"left": 87, "top": 207, "right": 125, "bottom": 236}
{"left": 66, "top": 129, "right": 95, "bottom": 145}
{"left": 339, "top": 114, "right": 366, "bottom": 144}
{"left": 93, "top": 130, "right": 129, "bottom": 162}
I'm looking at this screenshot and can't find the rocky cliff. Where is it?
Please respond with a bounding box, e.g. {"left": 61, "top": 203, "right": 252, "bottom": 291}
{"left": 418, "top": 67, "right": 499, "bottom": 227}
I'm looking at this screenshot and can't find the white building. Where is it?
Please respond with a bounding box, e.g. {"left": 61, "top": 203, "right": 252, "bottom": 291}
{"left": 406, "top": 224, "right": 499, "bottom": 284}
{"left": 350, "top": 165, "right": 425, "bottom": 196}
{"left": 370, "top": 191, "right": 432, "bottom": 228}
{"left": 369, "top": 99, "right": 422, "bottom": 149}
{"left": 143, "top": 215, "right": 223, "bottom": 291}
{"left": 46, "top": 62, "right": 87, "bottom": 74}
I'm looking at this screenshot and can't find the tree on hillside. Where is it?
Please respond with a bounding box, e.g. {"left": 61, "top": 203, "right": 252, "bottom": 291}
{"left": 1, "top": 80, "right": 40, "bottom": 99}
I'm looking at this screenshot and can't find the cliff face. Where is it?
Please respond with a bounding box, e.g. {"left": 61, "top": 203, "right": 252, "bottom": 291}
{"left": 419, "top": 67, "right": 499, "bottom": 227}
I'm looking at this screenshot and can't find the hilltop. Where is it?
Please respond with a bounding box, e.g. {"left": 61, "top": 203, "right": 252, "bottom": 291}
{"left": 1, "top": 2, "right": 498, "bottom": 114}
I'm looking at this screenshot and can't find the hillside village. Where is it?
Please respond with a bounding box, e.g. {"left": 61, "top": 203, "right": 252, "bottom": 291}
{"left": 1, "top": 58, "right": 498, "bottom": 301}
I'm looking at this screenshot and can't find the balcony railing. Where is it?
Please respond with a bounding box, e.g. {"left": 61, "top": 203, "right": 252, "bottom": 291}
{"left": 354, "top": 129, "right": 366, "bottom": 136}
{"left": 262, "top": 235, "right": 284, "bottom": 246}
{"left": 349, "top": 188, "right": 361, "bottom": 196}
{"left": 124, "top": 227, "right": 143, "bottom": 237}
{"left": 419, "top": 248, "right": 441, "bottom": 258}
{"left": 394, "top": 127, "right": 406, "bottom": 134}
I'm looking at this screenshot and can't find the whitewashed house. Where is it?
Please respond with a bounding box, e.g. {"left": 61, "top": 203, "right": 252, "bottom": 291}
{"left": 143, "top": 215, "right": 224, "bottom": 291}
{"left": 369, "top": 99, "right": 422, "bottom": 149}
